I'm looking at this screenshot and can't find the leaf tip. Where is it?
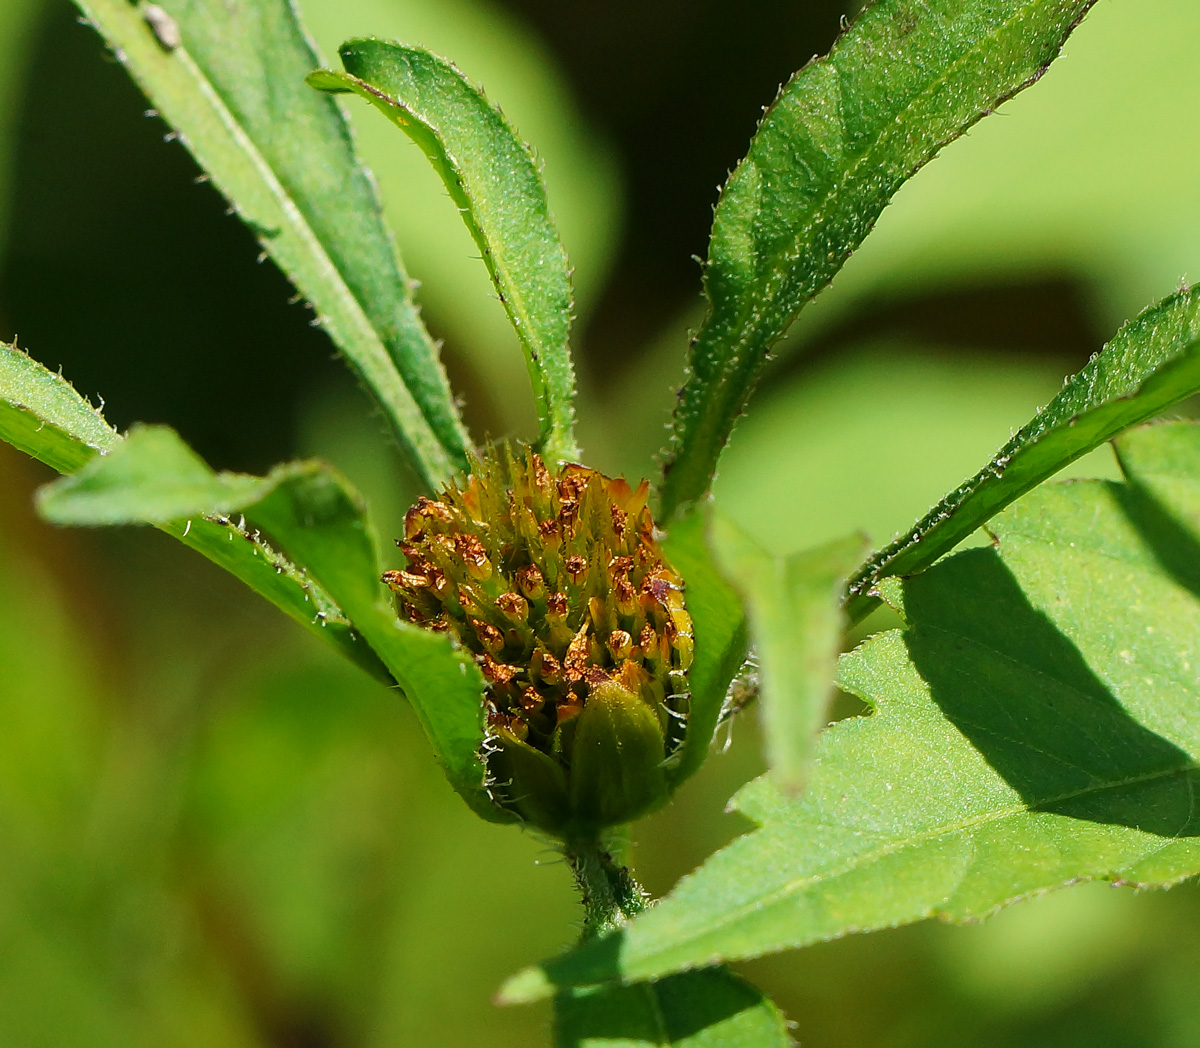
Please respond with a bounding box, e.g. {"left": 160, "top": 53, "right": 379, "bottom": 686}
{"left": 305, "top": 69, "right": 354, "bottom": 94}
{"left": 495, "top": 965, "right": 554, "bottom": 1006}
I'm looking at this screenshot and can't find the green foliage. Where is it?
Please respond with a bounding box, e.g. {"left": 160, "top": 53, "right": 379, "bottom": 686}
{"left": 37, "top": 424, "right": 262, "bottom": 523}
{"left": 3, "top": 0, "right": 1200, "bottom": 1042}
{"left": 71, "top": 0, "right": 469, "bottom": 489}
{"left": 658, "top": 0, "right": 1098, "bottom": 520}
{"left": 310, "top": 40, "right": 580, "bottom": 464}
{"left": 847, "top": 285, "right": 1200, "bottom": 618}
{"left": 0, "top": 340, "right": 117, "bottom": 471}
{"left": 37, "top": 423, "right": 502, "bottom": 820}
{"left": 658, "top": 509, "right": 750, "bottom": 787}
{"left": 710, "top": 521, "right": 865, "bottom": 792}
{"left": 501, "top": 419, "right": 1200, "bottom": 1002}
{"left": 555, "top": 968, "right": 792, "bottom": 1048}
{"left": 0, "top": 342, "right": 387, "bottom": 681}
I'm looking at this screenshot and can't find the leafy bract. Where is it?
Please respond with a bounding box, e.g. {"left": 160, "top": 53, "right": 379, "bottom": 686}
{"left": 37, "top": 425, "right": 503, "bottom": 820}
{"left": 0, "top": 342, "right": 387, "bottom": 682}
{"left": 71, "top": 0, "right": 470, "bottom": 489}
{"left": 710, "top": 519, "right": 865, "bottom": 792}
{"left": 37, "top": 424, "right": 261, "bottom": 524}
{"left": 660, "top": 509, "right": 749, "bottom": 788}
{"left": 310, "top": 39, "right": 579, "bottom": 464}
{"left": 554, "top": 967, "right": 792, "bottom": 1048}
{"left": 501, "top": 420, "right": 1200, "bottom": 1000}
{"left": 847, "top": 285, "right": 1200, "bottom": 619}
{"left": 657, "top": 0, "right": 1098, "bottom": 520}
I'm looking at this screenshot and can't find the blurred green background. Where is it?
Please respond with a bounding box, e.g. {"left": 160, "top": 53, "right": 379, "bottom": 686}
{"left": 2, "top": 0, "right": 1200, "bottom": 1044}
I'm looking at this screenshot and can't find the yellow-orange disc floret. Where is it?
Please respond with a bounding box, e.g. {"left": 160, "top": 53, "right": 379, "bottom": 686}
{"left": 383, "top": 447, "right": 693, "bottom": 835}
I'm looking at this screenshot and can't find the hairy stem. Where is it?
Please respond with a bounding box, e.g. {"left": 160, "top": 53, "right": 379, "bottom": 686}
{"left": 565, "top": 834, "right": 647, "bottom": 941}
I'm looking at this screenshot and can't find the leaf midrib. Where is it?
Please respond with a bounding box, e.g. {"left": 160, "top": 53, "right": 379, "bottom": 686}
{"left": 706, "top": 0, "right": 1054, "bottom": 366}
{"left": 621, "top": 741, "right": 1197, "bottom": 973}
{"left": 850, "top": 311, "right": 1200, "bottom": 600}
{"left": 167, "top": 43, "right": 457, "bottom": 478}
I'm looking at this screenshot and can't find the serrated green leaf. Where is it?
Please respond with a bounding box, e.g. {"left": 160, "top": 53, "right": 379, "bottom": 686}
{"left": 0, "top": 343, "right": 387, "bottom": 681}
{"left": 710, "top": 519, "right": 866, "bottom": 792}
{"left": 660, "top": 508, "right": 749, "bottom": 788}
{"left": 501, "top": 421, "right": 1200, "bottom": 1000}
{"left": 71, "top": 0, "right": 470, "bottom": 489}
{"left": 553, "top": 967, "right": 792, "bottom": 1048}
{"left": 36, "top": 425, "right": 501, "bottom": 819}
{"left": 658, "top": 0, "right": 1098, "bottom": 519}
{"left": 847, "top": 285, "right": 1200, "bottom": 619}
{"left": 310, "top": 39, "right": 579, "bottom": 464}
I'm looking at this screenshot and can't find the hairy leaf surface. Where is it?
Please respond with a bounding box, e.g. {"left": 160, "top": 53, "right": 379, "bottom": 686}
{"left": 37, "top": 425, "right": 500, "bottom": 815}
{"left": 659, "top": 0, "right": 1097, "bottom": 519}
{"left": 311, "top": 40, "right": 579, "bottom": 463}
{"left": 502, "top": 420, "right": 1200, "bottom": 1000}
{"left": 554, "top": 967, "right": 792, "bottom": 1047}
{"left": 711, "top": 520, "right": 865, "bottom": 791}
{"left": 0, "top": 344, "right": 386, "bottom": 680}
{"left": 847, "top": 285, "right": 1200, "bottom": 618}
{"left": 0, "top": 340, "right": 118, "bottom": 471}
{"left": 72, "top": 0, "right": 469, "bottom": 488}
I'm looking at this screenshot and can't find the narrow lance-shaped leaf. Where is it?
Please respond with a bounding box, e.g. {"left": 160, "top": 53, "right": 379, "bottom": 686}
{"left": 659, "top": 508, "right": 749, "bottom": 789}
{"left": 500, "top": 420, "right": 1200, "bottom": 1000}
{"left": 37, "top": 426, "right": 504, "bottom": 821}
{"left": 710, "top": 518, "right": 865, "bottom": 792}
{"left": 846, "top": 284, "right": 1200, "bottom": 620}
{"left": 553, "top": 967, "right": 793, "bottom": 1048}
{"left": 657, "top": 0, "right": 1098, "bottom": 520}
{"left": 72, "top": 0, "right": 471, "bottom": 489}
{"left": 310, "top": 39, "right": 580, "bottom": 464}
{"left": 0, "top": 342, "right": 387, "bottom": 682}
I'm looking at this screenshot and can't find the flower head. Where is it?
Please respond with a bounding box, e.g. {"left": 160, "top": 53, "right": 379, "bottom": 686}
{"left": 384, "top": 447, "right": 693, "bottom": 835}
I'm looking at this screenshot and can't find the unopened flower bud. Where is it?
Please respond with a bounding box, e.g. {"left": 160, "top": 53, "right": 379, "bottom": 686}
{"left": 567, "top": 679, "right": 669, "bottom": 830}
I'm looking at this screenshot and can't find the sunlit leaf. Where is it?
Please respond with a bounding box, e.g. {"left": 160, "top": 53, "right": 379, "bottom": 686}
{"left": 71, "top": 0, "right": 470, "bottom": 488}
{"left": 36, "top": 424, "right": 260, "bottom": 525}
{"left": 310, "top": 39, "right": 579, "bottom": 464}
{"left": 847, "top": 285, "right": 1200, "bottom": 619}
{"left": 501, "top": 420, "right": 1200, "bottom": 1000}
{"left": 0, "top": 339, "right": 118, "bottom": 472}
{"left": 658, "top": 0, "right": 1098, "bottom": 519}
{"left": 1114, "top": 419, "right": 1200, "bottom": 535}
{"left": 0, "top": 344, "right": 387, "bottom": 681}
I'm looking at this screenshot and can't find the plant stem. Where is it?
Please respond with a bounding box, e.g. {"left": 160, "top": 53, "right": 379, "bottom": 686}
{"left": 565, "top": 833, "right": 647, "bottom": 941}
